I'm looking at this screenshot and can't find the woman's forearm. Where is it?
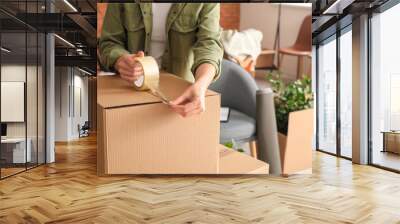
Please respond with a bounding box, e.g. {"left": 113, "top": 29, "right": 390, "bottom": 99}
{"left": 194, "top": 63, "right": 216, "bottom": 94}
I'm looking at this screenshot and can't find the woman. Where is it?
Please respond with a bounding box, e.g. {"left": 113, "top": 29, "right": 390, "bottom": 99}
{"left": 99, "top": 3, "right": 223, "bottom": 117}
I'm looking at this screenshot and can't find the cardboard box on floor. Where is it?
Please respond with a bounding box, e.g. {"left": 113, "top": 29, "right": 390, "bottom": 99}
{"left": 97, "top": 72, "right": 269, "bottom": 175}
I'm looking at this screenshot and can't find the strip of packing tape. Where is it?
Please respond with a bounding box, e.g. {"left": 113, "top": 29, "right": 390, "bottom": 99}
{"left": 133, "top": 56, "right": 160, "bottom": 91}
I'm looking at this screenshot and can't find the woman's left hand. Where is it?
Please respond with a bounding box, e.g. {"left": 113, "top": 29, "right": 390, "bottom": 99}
{"left": 169, "top": 63, "right": 216, "bottom": 117}
{"left": 169, "top": 84, "right": 206, "bottom": 117}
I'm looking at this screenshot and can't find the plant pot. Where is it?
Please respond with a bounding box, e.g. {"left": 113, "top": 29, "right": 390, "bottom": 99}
{"left": 278, "top": 108, "right": 313, "bottom": 175}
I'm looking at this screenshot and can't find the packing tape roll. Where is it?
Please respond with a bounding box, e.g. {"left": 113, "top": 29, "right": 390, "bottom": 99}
{"left": 133, "top": 56, "right": 160, "bottom": 91}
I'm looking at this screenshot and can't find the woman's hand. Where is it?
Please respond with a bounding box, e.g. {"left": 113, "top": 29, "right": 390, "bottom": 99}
{"left": 169, "top": 63, "right": 216, "bottom": 117}
{"left": 114, "top": 51, "right": 144, "bottom": 83}
{"left": 169, "top": 83, "right": 206, "bottom": 117}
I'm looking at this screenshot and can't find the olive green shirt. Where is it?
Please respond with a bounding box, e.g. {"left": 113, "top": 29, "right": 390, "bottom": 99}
{"left": 99, "top": 3, "right": 223, "bottom": 83}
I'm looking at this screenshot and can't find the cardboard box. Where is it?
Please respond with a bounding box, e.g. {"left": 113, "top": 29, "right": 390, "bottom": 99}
{"left": 278, "top": 109, "right": 313, "bottom": 175}
{"left": 218, "top": 146, "right": 269, "bottom": 174}
{"left": 97, "top": 73, "right": 220, "bottom": 175}
{"left": 385, "top": 133, "right": 400, "bottom": 154}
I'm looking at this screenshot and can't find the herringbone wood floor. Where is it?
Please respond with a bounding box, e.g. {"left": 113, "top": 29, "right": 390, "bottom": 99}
{"left": 1, "top": 135, "right": 400, "bottom": 224}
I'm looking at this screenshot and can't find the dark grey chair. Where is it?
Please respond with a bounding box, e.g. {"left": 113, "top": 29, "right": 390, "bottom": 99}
{"left": 209, "top": 59, "right": 279, "bottom": 161}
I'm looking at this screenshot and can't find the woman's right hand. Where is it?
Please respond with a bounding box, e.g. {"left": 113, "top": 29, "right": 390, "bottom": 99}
{"left": 114, "top": 51, "right": 145, "bottom": 83}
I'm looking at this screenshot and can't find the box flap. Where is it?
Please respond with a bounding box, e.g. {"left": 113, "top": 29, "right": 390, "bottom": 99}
{"left": 98, "top": 72, "right": 219, "bottom": 108}
{"left": 218, "top": 146, "right": 269, "bottom": 174}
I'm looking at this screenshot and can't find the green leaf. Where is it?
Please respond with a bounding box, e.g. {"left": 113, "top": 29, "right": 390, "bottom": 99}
{"left": 265, "top": 73, "right": 313, "bottom": 135}
{"left": 224, "top": 142, "right": 233, "bottom": 148}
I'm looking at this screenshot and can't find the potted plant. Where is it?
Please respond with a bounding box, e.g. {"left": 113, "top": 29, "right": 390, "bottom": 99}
{"left": 266, "top": 71, "right": 314, "bottom": 175}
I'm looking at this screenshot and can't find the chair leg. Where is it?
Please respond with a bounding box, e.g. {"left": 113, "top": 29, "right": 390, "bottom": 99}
{"left": 249, "top": 141, "right": 258, "bottom": 159}
{"left": 296, "top": 57, "right": 299, "bottom": 79}
{"left": 277, "top": 53, "right": 283, "bottom": 71}
{"left": 307, "top": 57, "right": 312, "bottom": 77}
{"left": 297, "top": 56, "right": 302, "bottom": 79}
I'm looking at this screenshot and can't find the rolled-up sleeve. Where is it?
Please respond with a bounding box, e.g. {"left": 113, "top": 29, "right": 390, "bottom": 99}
{"left": 191, "top": 3, "right": 223, "bottom": 81}
{"left": 98, "top": 4, "right": 129, "bottom": 71}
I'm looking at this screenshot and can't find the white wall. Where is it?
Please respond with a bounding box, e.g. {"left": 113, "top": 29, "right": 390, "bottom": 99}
{"left": 1, "top": 65, "right": 39, "bottom": 137}
{"left": 1, "top": 82, "right": 25, "bottom": 122}
{"left": 71, "top": 74, "right": 89, "bottom": 138}
{"left": 54, "top": 67, "right": 89, "bottom": 141}
{"left": 55, "top": 67, "right": 70, "bottom": 141}
{"left": 240, "top": 3, "right": 312, "bottom": 79}
{"left": 1, "top": 65, "right": 26, "bottom": 139}
{"left": 1, "top": 64, "right": 46, "bottom": 164}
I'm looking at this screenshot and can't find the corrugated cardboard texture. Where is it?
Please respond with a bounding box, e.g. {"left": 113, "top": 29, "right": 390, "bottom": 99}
{"left": 218, "top": 146, "right": 269, "bottom": 174}
{"left": 281, "top": 109, "right": 313, "bottom": 174}
{"left": 98, "top": 73, "right": 220, "bottom": 174}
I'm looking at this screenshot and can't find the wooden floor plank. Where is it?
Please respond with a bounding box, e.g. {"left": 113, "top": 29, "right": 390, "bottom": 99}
{"left": 0, "top": 134, "right": 400, "bottom": 223}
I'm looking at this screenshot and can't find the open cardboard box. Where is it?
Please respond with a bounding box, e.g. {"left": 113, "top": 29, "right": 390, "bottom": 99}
{"left": 278, "top": 109, "right": 313, "bottom": 175}
{"left": 97, "top": 72, "right": 269, "bottom": 175}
